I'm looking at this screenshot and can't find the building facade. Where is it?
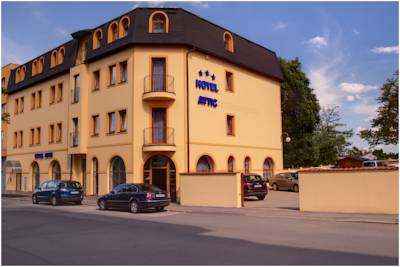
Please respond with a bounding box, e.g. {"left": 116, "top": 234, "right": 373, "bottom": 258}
{"left": 4, "top": 8, "right": 283, "bottom": 202}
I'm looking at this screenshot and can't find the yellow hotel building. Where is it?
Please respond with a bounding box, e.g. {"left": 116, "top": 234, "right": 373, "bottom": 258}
{"left": 4, "top": 8, "right": 283, "bottom": 202}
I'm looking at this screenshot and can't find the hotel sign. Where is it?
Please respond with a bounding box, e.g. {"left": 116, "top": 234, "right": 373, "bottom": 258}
{"left": 196, "top": 70, "right": 218, "bottom": 108}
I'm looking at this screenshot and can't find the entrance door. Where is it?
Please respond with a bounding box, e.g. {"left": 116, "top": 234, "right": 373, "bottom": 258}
{"left": 82, "top": 158, "right": 87, "bottom": 195}
{"left": 15, "top": 173, "right": 22, "bottom": 192}
{"left": 152, "top": 168, "right": 167, "bottom": 191}
{"left": 152, "top": 108, "right": 166, "bottom": 144}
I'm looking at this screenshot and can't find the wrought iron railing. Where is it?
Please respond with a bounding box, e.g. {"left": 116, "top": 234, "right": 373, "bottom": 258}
{"left": 143, "top": 75, "right": 174, "bottom": 94}
{"left": 143, "top": 127, "right": 174, "bottom": 146}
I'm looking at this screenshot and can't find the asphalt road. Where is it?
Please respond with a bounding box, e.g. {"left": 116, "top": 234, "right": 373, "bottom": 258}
{"left": 2, "top": 195, "right": 398, "bottom": 265}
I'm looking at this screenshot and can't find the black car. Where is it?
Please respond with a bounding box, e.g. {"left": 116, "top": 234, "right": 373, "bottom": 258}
{"left": 243, "top": 174, "right": 268, "bottom": 200}
{"left": 97, "top": 183, "right": 170, "bottom": 213}
{"left": 32, "top": 180, "right": 84, "bottom": 206}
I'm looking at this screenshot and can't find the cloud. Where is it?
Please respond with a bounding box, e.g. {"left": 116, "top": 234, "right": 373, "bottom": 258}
{"left": 353, "top": 100, "right": 378, "bottom": 116}
{"left": 352, "top": 29, "right": 360, "bottom": 35}
{"left": 347, "top": 95, "right": 355, "bottom": 102}
{"left": 32, "top": 9, "right": 70, "bottom": 39}
{"left": 308, "top": 65, "right": 342, "bottom": 107}
{"left": 272, "top": 21, "right": 288, "bottom": 31}
{"left": 356, "top": 126, "right": 367, "bottom": 133}
{"left": 306, "top": 36, "right": 328, "bottom": 48}
{"left": 192, "top": 1, "right": 210, "bottom": 8}
{"left": 55, "top": 27, "right": 70, "bottom": 38}
{"left": 371, "top": 46, "right": 399, "bottom": 54}
{"left": 339, "top": 82, "right": 378, "bottom": 94}
{"left": 2, "top": 36, "right": 37, "bottom": 65}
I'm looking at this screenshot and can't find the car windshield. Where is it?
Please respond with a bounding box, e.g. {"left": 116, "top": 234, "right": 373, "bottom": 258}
{"left": 245, "top": 175, "right": 262, "bottom": 182}
{"left": 289, "top": 173, "right": 298, "bottom": 180}
{"left": 139, "top": 184, "right": 162, "bottom": 192}
{"left": 59, "top": 181, "right": 82, "bottom": 189}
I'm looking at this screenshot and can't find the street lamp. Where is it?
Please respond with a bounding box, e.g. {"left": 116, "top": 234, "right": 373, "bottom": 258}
{"left": 282, "top": 132, "right": 291, "bottom": 143}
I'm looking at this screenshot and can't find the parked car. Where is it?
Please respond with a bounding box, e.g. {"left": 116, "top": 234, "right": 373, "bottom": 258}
{"left": 97, "top": 183, "right": 170, "bottom": 213}
{"left": 269, "top": 172, "right": 299, "bottom": 192}
{"left": 32, "top": 180, "right": 83, "bottom": 206}
{"left": 362, "top": 160, "right": 386, "bottom": 167}
{"left": 243, "top": 173, "right": 268, "bottom": 200}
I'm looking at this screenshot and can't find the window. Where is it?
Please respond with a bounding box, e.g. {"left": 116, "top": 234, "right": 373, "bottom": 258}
{"left": 13, "top": 132, "right": 17, "bottom": 148}
{"left": 72, "top": 117, "right": 79, "bottom": 147}
{"left": 151, "top": 58, "right": 166, "bottom": 91}
{"left": 227, "top": 115, "right": 235, "bottom": 136}
{"left": 51, "top": 50, "right": 57, "bottom": 68}
{"left": 30, "top": 128, "right": 34, "bottom": 146}
{"left": 119, "top": 109, "right": 127, "bottom": 132}
{"left": 223, "top": 32, "right": 234, "bottom": 52}
{"left": 196, "top": 155, "right": 214, "bottom": 173}
{"left": 108, "top": 112, "right": 116, "bottom": 134}
{"left": 20, "top": 66, "right": 26, "bottom": 81}
{"left": 110, "top": 156, "right": 126, "bottom": 189}
{"left": 119, "top": 16, "right": 130, "bottom": 38}
{"left": 263, "top": 158, "right": 274, "bottom": 182}
{"left": 49, "top": 124, "right": 55, "bottom": 143}
{"left": 16, "top": 69, "right": 21, "bottom": 83}
{"left": 31, "top": 92, "right": 36, "bottom": 110}
{"left": 56, "top": 123, "right": 62, "bottom": 142}
{"left": 14, "top": 99, "right": 18, "bottom": 114}
{"left": 92, "top": 115, "right": 99, "bottom": 136}
{"left": 119, "top": 61, "right": 127, "bottom": 83}
{"left": 244, "top": 157, "right": 251, "bottom": 174}
{"left": 32, "top": 60, "right": 38, "bottom": 76}
{"left": 109, "top": 65, "right": 117, "bottom": 86}
{"left": 150, "top": 12, "right": 168, "bottom": 33}
{"left": 35, "top": 127, "right": 41, "bottom": 145}
{"left": 2, "top": 103, "right": 6, "bottom": 114}
{"left": 37, "top": 90, "right": 42, "bottom": 108}
{"left": 226, "top": 71, "right": 233, "bottom": 92}
{"left": 50, "top": 85, "right": 56, "bottom": 104}
{"left": 19, "top": 97, "right": 24, "bottom": 113}
{"left": 51, "top": 161, "right": 61, "bottom": 180}
{"left": 107, "top": 21, "right": 118, "bottom": 43}
{"left": 39, "top": 57, "right": 45, "bottom": 73}
{"left": 18, "top": 130, "right": 23, "bottom": 147}
{"left": 58, "top": 47, "right": 65, "bottom": 65}
{"left": 73, "top": 75, "right": 80, "bottom": 103}
{"left": 57, "top": 83, "right": 63, "bottom": 102}
{"left": 93, "top": 29, "right": 103, "bottom": 49}
{"left": 93, "top": 70, "right": 100, "bottom": 90}
{"left": 228, "top": 156, "right": 235, "bottom": 172}
{"left": 1, "top": 77, "right": 5, "bottom": 88}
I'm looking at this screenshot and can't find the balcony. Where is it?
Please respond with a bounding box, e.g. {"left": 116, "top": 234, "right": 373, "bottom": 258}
{"left": 143, "top": 75, "right": 175, "bottom": 102}
{"left": 70, "top": 131, "right": 79, "bottom": 147}
{"left": 143, "top": 127, "right": 176, "bottom": 152}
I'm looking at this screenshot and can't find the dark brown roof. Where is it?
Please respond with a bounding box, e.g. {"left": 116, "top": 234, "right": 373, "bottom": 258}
{"left": 7, "top": 7, "right": 282, "bottom": 94}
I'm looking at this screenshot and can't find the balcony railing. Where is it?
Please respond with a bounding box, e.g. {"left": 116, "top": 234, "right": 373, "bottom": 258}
{"left": 144, "top": 75, "right": 174, "bottom": 94}
{"left": 143, "top": 127, "right": 174, "bottom": 146}
{"left": 70, "top": 131, "right": 79, "bottom": 147}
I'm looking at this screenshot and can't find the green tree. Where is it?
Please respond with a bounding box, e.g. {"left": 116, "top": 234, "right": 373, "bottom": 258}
{"left": 372, "top": 149, "right": 398, "bottom": 160}
{"left": 360, "top": 71, "right": 398, "bottom": 146}
{"left": 279, "top": 57, "right": 320, "bottom": 168}
{"left": 347, "top": 146, "right": 365, "bottom": 157}
{"left": 314, "top": 105, "right": 353, "bottom": 165}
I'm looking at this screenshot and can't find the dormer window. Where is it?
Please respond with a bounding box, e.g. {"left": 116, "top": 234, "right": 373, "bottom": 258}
{"left": 20, "top": 66, "right": 26, "bottom": 81}
{"left": 57, "top": 47, "right": 65, "bottom": 65}
{"left": 39, "top": 57, "right": 45, "bottom": 73}
{"left": 16, "top": 68, "right": 21, "bottom": 83}
{"left": 107, "top": 21, "right": 118, "bottom": 43}
{"left": 32, "top": 60, "right": 38, "bottom": 76}
{"left": 50, "top": 50, "right": 57, "bottom": 68}
{"left": 149, "top": 11, "right": 169, "bottom": 33}
{"left": 93, "top": 28, "right": 103, "bottom": 49}
{"left": 223, "top": 32, "right": 234, "bottom": 53}
{"left": 119, "top": 16, "right": 130, "bottom": 38}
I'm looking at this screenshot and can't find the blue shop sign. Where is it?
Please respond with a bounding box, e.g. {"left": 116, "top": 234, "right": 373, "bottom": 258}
{"left": 44, "top": 152, "right": 53, "bottom": 159}
{"left": 34, "top": 153, "right": 44, "bottom": 159}
{"left": 34, "top": 152, "right": 53, "bottom": 159}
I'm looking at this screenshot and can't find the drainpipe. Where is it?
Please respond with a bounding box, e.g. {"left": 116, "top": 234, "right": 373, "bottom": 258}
{"left": 185, "top": 47, "right": 196, "bottom": 173}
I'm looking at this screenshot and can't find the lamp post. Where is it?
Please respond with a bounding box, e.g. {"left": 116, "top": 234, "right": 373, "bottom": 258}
{"left": 282, "top": 132, "right": 291, "bottom": 143}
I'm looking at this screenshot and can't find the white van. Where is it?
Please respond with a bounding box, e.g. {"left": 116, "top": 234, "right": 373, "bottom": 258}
{"left": 362, "top": 160, "right": 386, "bottom": 167}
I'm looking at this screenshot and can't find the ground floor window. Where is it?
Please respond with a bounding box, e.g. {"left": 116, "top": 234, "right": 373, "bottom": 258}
{"left": 263, "top": 158, "right": 274, "bottom": 182}
{"left": 196, "top": 155, "right": 214, "bottom": 173}
{"left": 32, "top": 161, "right": 40, "bottom": 189}
{"left": 244, "top": 157, "right": 251, "bottom": 174}
{"left": 227, "top": 156, "right": 235, "bottom": 172}
{"left": 110, "top": 156, "right": 126, "bottom": 189}
{"left": 51, "top": 160, "right": 61, "bottom": 180}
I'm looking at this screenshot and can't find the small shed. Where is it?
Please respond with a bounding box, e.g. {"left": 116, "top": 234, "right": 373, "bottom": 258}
{"left": 336, "top": 156, "right": 368, "bottom": 168}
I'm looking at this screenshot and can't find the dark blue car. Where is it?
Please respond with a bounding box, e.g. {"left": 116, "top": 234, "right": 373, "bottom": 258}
{"left": 97, "top": 183, "right": 170, "bottom": 213}
{"left": 32, "top": 180, "right": 84, "bottom": 206}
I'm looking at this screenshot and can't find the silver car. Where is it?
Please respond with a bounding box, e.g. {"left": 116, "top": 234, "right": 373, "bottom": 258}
{"left": 269, "top": 172, "right": 299, "bottom": 192}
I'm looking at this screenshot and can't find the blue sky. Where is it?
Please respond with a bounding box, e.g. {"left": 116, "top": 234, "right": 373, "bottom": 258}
{"left": 2, "top": 1, "right": 399, "bottom": 152}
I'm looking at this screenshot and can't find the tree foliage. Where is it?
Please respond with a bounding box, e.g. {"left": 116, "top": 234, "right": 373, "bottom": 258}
{"left": 360, "top": 71, "right": 398, "bottom": 146}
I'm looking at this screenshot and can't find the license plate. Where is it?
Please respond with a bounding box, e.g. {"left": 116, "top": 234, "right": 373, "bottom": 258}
{"left": 70, "top": 191, "right": 80, "bottom": 194}
{"left": 155, "top": 193, "right": 165, "bottom": 198}
{"left": 254, "top": 184, "right": 262, "bottom": 188}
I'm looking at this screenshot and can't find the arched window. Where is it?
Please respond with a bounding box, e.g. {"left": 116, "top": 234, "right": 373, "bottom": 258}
{"left": 50, "top": 50, "right": 57, "bottom": 68}
{"left": 51, "top": 160, "right": 61, "bottom": 180}
{"left": 38, "top": 57, "right": 45, "bottom": 73}
{"left": 227, "top": 156, "right": 235, "bottom": 172}
{"left": 263, "top": 158, "right": 274, "bottom": 182}
{"left": 32, "top": 60, "right": 38, "bottom": 76}
{"left": 223, "top": 32, "right": 234, "bottom": 53}
{"left": 244, "top": 156, "right": 251, "bottom": 174}
{"left": 20, "top": 66, "right": 26, "bottom": 81}
{"left": 93, "top": 28, "right": 103, "bottom": 49}
{"left": 107, "top": 21, "right": 118, "bottom": 43}
{"left": 31, "top": 161, "right": 40, "bottom": 189}
{"left": 57, "top": 47, "right": 65, "bottom": 65}
{"left": 16, "top": 68, "right": 21, "bottom": 83}
{"left": 196, "top": 155, "right": 214, "bottom": 173}
{"left": 119, "top": 16, "right": 130, "bottom": 38}
{"left": 92, "top": 158, "right": 99, "bottom": 195}
{"left": 110, "top": 156, "right": 126, "bottom": 189}
{"left": 149, "top": 11, "right": 169, "bottom": 33}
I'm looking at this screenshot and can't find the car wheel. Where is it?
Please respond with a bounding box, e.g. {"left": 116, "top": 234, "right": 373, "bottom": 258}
{"left": 293, "top": 185, "right": 299, "bottom": 192}
{"left": 129, "top": 201, "right": 140, "bottom": 214}
{"left": 98, "top": 199, "right": 107, "bottom": 210}
{"left": 32, "top": 195, "right": 38, "bottom": 204}
{"left": 272, "top": 183, "right": 279, "bottom": 191}
{"left": 51, "top": 196, "right": 58, "bottom": 206}
{"left": 156, "top": 206, "right": 165, "bottom": 212}
{"left": 257, "top": 195, "right": 266, "bottom": 200}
